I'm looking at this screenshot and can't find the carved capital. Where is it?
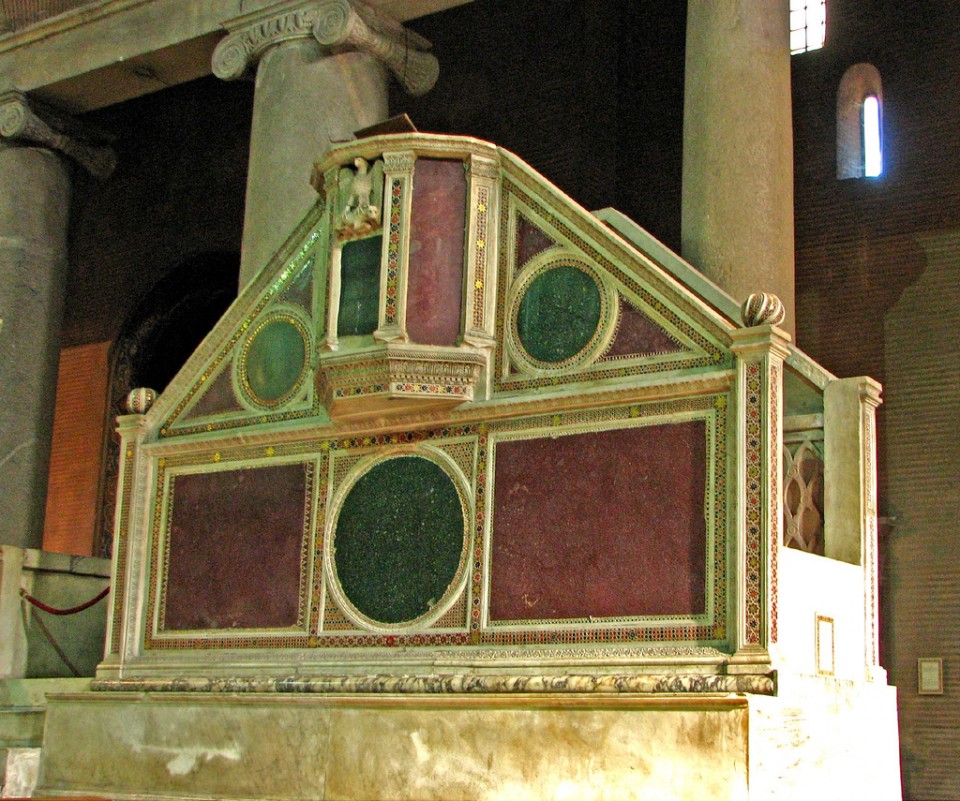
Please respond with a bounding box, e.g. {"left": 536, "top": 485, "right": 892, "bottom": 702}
{"left": 212, "top": 6, "right": 321, "bottom": 80}
{"left": 214, "top": 1, "right": 438, "bottom": 96}
{"left": 313, "top": 0, "right": 438, "bottom": 96}
{"left": 0, "top": 91, "right": 117, "bottom": 178}
{"left": 464, "top": 155, "right": 500, "bottom": 180}
{"left": 382, "top": 150, "right": 416, "bottom": 174}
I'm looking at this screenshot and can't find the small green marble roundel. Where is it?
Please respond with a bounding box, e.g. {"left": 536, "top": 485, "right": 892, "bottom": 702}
{"left": 243, "top": 318, "right": 307, "bottom": 406}
{"left": 517, "top": 265, "right": 602, "bottom": 363}
{"left": 334, "top": 456, "right": 465, "bottom": 625}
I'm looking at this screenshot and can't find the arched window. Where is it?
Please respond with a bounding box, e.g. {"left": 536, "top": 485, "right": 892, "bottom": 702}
{"left": 837, "top": 63, "right": 884, "bottom": 179}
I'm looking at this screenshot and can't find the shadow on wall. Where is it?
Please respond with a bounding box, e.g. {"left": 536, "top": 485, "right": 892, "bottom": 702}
{"left": 95, "top": 252, "right": 238, "bottom": 557}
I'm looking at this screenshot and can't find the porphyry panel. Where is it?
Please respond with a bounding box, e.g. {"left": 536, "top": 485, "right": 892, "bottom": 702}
{"left": 490, "top": 421, "right": 707, "bottom": 621}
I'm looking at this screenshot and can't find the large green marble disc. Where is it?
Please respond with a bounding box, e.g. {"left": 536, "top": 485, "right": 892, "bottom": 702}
{"left": 334, "top": 456, "right": 465, "bottom": 625}
{"left": 517, "top": 265, "right": 602, "bottom": 363}
{"left": 243, "top": 318, "right": 307, "bottom": 405}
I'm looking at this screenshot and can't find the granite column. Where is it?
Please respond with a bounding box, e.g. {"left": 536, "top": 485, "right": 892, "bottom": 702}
{"left": 0, "top": 91, "right": 115, "bottom": 547}
{"left": 681, "top": 0, "right": 795, "bottom": 335}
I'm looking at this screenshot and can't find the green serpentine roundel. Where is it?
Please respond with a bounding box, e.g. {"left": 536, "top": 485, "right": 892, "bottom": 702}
{"left": 334, "top": 456, "right": 465, "bottom": 625}
{"left": 517, "top": 265, "right": 602, "bottom": 363}
{"left": 243, "top": 318, "right": 307, "bottom": 405}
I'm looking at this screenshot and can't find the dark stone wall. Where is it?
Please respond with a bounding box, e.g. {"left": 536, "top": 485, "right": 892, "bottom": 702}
{"left": 67, "top": 74, "right": 251, "bottom": 347}
{"left": 395, "top": 0, "right": 688, "bottom": 250}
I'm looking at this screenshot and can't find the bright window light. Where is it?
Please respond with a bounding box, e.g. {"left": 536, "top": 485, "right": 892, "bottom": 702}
{"left": 863, "top": 95, "right": 883, "bottom": 177}
{"left": 790, "top": 0, "right": 826, "bottom": 54}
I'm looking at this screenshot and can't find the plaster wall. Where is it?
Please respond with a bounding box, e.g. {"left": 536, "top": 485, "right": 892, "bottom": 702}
{"left": 776, "top": 548, "right": 866, "bottom": 681}
{"left": 791, "top": 4, "right": 960, "bottom": 795}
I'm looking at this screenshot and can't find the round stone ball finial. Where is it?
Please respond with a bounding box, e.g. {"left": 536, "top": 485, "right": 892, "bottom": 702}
{"left": 741, "top": 293, "right": 786, "bottom": 328}
{"left": 126, "top": 387, "right": 157, "bottom": 415}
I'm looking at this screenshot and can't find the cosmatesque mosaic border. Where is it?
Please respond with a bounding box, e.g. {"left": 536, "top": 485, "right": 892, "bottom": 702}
{"left": 140, "top": 396, "right": 730, "bottom": 653}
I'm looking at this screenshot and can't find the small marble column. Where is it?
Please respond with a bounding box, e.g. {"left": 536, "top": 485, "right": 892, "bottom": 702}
{"left": 214, "top": 0, "right": 439, "bottom": 290}
{"left": 729, "top": 296, "right": 791, "bottom": 671}
{"left": 681, "top": 0, "right": 796, "bottom": 335}
{"left": 0, "top": 92, "right": 115, "bottom": 548}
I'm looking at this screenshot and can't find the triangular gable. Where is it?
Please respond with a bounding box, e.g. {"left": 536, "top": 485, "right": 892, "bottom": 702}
{"left": 493, "top": 156, "right": 732, "bottom": 395}
{"left": 153, "top": 202, "right": 330, "bottom": 438}
{"left": 145, "top": 135, "right": 743, "bottom": 439}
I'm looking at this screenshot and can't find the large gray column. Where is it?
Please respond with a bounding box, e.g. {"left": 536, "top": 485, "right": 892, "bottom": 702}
{"left": 214, "top": 0, "right": 439, "bottom": 290}
{"left": 0, "top": 92, "right": 115, "bottom": 548}
{"left": 681, "top": 0, "right": 795, "bottom": 335}
{"left": 0, "top": 144, "right": 71, "bottom": 547}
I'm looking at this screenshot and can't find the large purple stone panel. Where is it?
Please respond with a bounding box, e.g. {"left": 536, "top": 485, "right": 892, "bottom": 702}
{"left": 164, "top": 462, "right": 309, "bottom": 630}
{"left": 407, "top": 159, "right": 466, "bottom": 346}
{"left": 490, "top": 421, "right": 707, "bottom": 621}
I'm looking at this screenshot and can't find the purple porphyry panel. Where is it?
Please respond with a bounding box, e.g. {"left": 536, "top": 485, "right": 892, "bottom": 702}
{"left": 164, "top": 462, "right": 308, "bottom": 630}
{"left": 406, "top": 158, "right": 466, "bottom": 346}
{"left": 516, "top": 214, "right": 557, "bottom": 267}
{"left": 490, "top": 421, "right": 707, "bottom": 621}
{"left": 603, "top": 298, "right": 685, "bottom": 359}
{"left": 183, "top": 366, "right": 242, "bottom": 420}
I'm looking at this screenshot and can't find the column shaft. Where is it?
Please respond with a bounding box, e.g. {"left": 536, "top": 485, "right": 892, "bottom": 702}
{"left": 681, "top": 0, "right": 795, "bottom": 334}
{"left": 0, "top": 146, "right": 71, "bottom": 547}
{"left": 239, "top": 42, "right": 387, "bottom": 288}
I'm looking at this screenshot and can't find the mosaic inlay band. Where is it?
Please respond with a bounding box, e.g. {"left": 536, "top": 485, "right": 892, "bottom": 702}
{"left": 743, "top": 362, "right": 763, "bottom": 646}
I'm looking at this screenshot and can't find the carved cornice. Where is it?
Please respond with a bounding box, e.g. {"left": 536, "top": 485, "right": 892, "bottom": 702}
{"left": 213, "top": 0, "right": 438, "bottom": 96}
{"left": 0, "top": 90, "right": 117, "bottom": 177}
{"left": 91, "top": 672, "right": 776, "bottom": 696}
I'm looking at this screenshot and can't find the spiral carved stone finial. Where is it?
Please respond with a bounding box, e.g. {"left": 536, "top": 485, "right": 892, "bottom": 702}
{"left": 126, "top": 387, "right": 158, "bottom": 415}
{"left": 741, "top": 293, "right": 786, "bottom": 328}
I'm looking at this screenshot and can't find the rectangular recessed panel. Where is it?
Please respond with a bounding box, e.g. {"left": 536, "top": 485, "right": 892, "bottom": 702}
{"left": 490, "top": 421, "right": 707, "bottom": 621}
{"left": 163, "top": 462, "right": 310, "bottom": 630}
{"left": 338, "top": 235, "right": 382, "bottom": 336}
{"left": 407, "top": 159, "right": 466, "bottom": 346}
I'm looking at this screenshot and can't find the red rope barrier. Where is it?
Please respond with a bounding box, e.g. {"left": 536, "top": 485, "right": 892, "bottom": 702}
{"left": 20, "top": 586, "right": 110, "bottom": 616}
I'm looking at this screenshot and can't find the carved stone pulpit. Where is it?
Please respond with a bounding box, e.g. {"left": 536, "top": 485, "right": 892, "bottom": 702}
{"left": 38, "top": 133, "right": 900, "bottom": 801}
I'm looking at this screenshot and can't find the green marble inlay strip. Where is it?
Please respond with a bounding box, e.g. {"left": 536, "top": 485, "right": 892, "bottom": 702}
{"left": 338, "top": 235, "right": 382, "bottom": 336}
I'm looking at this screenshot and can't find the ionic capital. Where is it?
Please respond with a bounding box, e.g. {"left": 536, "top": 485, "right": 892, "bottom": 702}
{"left": 213, "top": 0, "right": 438, "bottom": 96}
{"left": 0, "top": 90, "right": 117, "bottom": 178}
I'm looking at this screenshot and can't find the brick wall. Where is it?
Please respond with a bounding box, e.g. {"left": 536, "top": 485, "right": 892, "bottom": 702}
{"left": 792, "top": 2, "right": 960, "bottom": 797}
{"left": 43, "top": 341, "right": 111, "bottom": 555}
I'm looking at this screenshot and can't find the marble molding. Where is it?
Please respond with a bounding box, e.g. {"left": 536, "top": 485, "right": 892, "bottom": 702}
{"left": 90, "top": 672, "right": 776, "bottom": 695}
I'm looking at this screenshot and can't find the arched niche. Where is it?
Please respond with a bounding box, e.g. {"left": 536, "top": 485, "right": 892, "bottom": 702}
{"left": 837, "top": 63, "right": 883, "bottom": 179}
